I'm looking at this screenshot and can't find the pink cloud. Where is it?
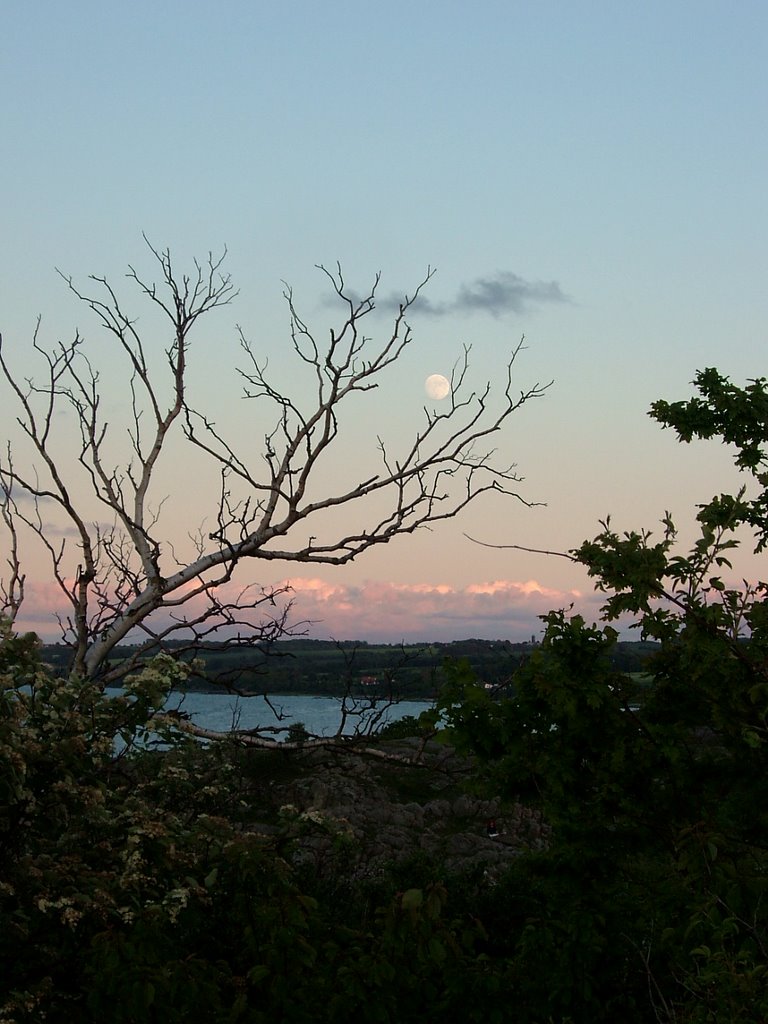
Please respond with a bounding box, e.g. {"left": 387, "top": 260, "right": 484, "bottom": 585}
{"left": 8, "top": 571, "right": 603, "bottom": 645}
{"left": 282, "top": 576, "right": 597, "bottom": 642}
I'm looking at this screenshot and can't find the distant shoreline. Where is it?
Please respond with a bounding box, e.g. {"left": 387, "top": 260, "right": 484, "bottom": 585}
{"left": 42, "top": 636, "right": 660, "bottom": 699}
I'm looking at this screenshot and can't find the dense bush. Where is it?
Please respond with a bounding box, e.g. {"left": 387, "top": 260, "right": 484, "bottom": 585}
{"left": 440, "top": 369, "right": 768, "bottom": 1022}
{"left": 1, "top": 622, "right": 506, "bottom": 1023}
{"left": 3, "top": 367, "right": 766, "bottom": 1022}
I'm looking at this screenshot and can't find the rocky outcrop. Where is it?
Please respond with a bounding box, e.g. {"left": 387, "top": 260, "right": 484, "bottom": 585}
{"left": 245, "top": 735, "right": 549, "bottom": 882}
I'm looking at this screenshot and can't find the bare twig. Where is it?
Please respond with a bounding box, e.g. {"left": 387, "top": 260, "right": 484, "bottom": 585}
{"left": 464, "top": 533, "right": 576, "bottom": 560}
{"left": 1, "top": 244, "right": 550, "bottom": 744}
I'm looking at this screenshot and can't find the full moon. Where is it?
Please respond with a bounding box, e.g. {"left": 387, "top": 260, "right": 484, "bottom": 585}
{"left": 424, "top": 373, "right": 450, "bottom": 401}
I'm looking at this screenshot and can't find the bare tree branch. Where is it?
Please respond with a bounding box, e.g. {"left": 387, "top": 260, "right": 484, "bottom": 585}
{"left": 0, "top": 463, "right": 26, "bottom": 621}
{"left": 464, "top": 534, "right": 577, "bottom": 560}
{"left": 0, "top": 243, "right": 551, "bottom": 702}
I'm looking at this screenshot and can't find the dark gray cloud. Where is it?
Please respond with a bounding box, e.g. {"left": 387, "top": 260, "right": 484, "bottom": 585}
{"left": 321, "top": 270, "right": 569, "bottom": 319}
{"left": 379, "top": 271, "right": 569, "bottom": 319}
{"left": 453, "top": 272, "right": 568, "bottom": 316}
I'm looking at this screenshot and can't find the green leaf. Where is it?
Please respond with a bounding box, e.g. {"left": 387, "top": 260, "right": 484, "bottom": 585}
{"left": 400, "top": 888, "right": 423, "bottom": 911}
{"left": 247, "top": 964, "right": 270, "bottom": 984}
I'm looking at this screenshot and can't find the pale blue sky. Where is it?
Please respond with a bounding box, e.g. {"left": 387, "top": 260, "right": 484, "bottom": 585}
{"left": 2, "top": 1, "right": 766, "bottom": 640}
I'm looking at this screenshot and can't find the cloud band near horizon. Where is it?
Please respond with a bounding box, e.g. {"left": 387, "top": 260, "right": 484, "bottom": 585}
{"left": 284, "top": 576, "right": 589, "bottom": 641}
{"left": 13, "top": 575, "right": 595, "bottom": 644}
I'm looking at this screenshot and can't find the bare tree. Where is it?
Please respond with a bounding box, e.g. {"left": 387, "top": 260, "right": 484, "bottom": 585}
{"left": 0, "top": 241, "right": 551, "bottom": 689}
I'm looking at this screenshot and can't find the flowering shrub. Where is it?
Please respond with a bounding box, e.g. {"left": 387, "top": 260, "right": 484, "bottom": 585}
{"left": 0, "top": 621, "right": 499, "bottom": 1023}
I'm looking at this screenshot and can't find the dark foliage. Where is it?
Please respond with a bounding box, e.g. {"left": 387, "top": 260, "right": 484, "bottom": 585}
{"left": 440, "top": 368, "right": 768, "bottom": 1022}
{"left": 3, "top": 367, "right": 767, "bottom": 1022}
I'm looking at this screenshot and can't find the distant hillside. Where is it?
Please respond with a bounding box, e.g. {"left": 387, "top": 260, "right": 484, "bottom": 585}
{"left": 39, "top": 637, "right": 661, "bottom": 697}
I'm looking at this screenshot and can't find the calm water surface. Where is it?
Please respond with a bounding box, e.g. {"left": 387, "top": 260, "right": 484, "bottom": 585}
{"left": 168, "top": 691, "right": 433, "bottom": 740}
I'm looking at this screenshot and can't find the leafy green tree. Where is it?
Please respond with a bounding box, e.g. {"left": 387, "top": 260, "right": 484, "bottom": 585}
{"left": 441, "top": 369, "right": 768, "bottom": 1023}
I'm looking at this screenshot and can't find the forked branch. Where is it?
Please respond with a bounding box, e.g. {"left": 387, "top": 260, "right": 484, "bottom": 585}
{"left": 0, "top": 244, "right": 550, "bottom": 690}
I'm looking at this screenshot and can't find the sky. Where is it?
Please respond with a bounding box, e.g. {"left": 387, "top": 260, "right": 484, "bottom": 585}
{"left": 1, "top": 1, "right": 766, "bottom": 644}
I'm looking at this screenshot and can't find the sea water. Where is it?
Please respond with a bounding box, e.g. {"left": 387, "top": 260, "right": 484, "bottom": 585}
{"left": 165, "top": 690, "right": 433, "bottom": 740}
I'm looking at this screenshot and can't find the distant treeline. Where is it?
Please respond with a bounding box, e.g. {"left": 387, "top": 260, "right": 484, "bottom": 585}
{"left": 39, "top": 637, "right": 660, "bottom": 698}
